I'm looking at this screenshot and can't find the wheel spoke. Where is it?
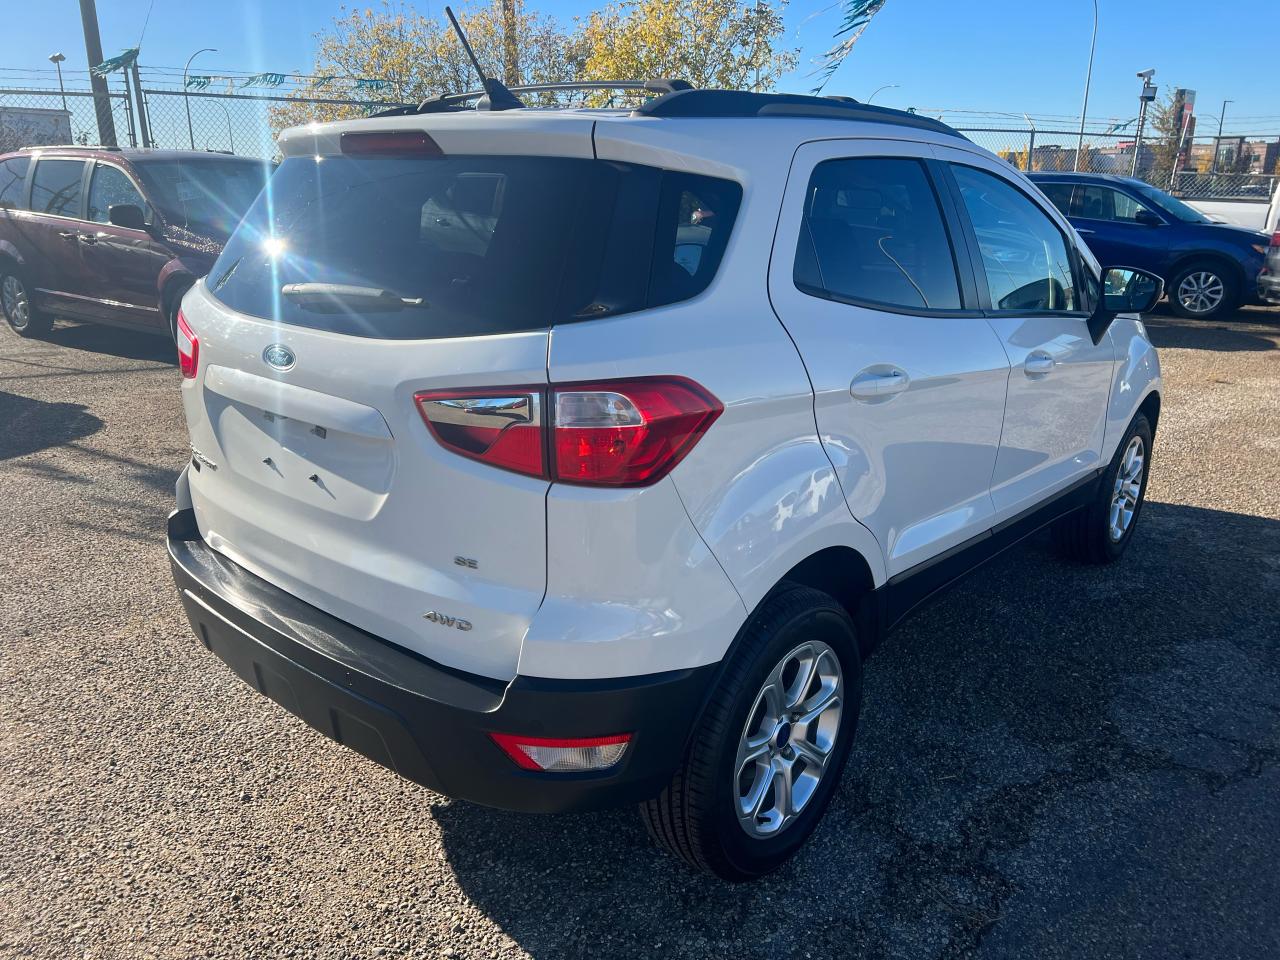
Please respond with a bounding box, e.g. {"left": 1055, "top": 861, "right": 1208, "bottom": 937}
{"left": 792, "top": 735, "right": 830, "bottom": 770}
{"left": 744, "top": 761, "right": 777, "bottom": 822}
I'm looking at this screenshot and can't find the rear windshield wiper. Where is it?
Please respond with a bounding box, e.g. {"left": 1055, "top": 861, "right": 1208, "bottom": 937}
{"left": 281, "top": 282, "right": 427, "bottom": 313}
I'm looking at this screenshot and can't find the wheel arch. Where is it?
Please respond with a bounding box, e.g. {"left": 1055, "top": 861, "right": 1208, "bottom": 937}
{"left": 774, "top": 545, "right": 879, "bottom": 658}
{"left": 1166, "top": 250, "right": 1247, "bottom": 293}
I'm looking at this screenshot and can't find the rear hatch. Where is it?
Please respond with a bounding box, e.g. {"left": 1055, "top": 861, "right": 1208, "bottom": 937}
{"left": 180, "top": 120, "right": 609, "bottom": 681}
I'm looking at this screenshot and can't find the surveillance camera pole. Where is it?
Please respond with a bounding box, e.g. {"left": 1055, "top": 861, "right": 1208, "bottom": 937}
{"left": 1073, "top": 0, "right": 1099, "bottom": 172}
{"left": 1131, "top": 71, "right": 1157, "bottom": 178}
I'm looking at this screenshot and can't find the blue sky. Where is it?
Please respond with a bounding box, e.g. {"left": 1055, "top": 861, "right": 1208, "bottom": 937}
{"left": 3, "top": 0, "right": 1277, "bottom": 134}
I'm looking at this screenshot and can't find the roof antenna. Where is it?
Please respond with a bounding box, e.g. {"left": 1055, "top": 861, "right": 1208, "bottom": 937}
{"left": 444, "top": 6, "right": 524, "bottom": 111}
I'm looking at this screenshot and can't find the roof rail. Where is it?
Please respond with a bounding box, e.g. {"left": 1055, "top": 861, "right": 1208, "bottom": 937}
{"left": 372, "top": 79, "right": 692, "bottom": 118}
{"left": 19, "top": 143, "right": 123, "bottom": 152}
{"left": 633, "top": 89, "right": 968, "bottom": 140}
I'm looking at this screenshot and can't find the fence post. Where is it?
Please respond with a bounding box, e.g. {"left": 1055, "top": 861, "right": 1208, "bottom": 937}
{"left": 1027, "top": 127, "right": 1036, "bottom": 171}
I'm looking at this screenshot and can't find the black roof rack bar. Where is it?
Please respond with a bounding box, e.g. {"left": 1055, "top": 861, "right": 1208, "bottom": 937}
{"left": 373, "top": 79, "right": 692, "bottom": 117}
{"left": 633, "top": 89, "right": 968, "bottom": 140}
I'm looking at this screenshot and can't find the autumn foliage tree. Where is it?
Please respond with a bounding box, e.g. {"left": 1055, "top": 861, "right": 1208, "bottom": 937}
{"left": 270, "top": 0, "right": 796, "bottom": 137}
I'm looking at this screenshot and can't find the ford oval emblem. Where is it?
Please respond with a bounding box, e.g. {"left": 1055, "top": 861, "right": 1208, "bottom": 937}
{"left": 263, "top": 343, "right": 295, "bottom": 371}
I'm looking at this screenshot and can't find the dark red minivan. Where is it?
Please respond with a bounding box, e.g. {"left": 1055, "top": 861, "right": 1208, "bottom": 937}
{"left": 0, "top": 146, "right": 271, "bottom": 341}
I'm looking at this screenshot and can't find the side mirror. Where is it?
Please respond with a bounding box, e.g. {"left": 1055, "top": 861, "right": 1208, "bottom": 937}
{"left": 1134, "top": 208, "right": 1162, "bottom": 227}
{"left": 108, "top": 203, "right": 147, "bottom": 231}
{"left": 1087, "top": 267, "right": 1164, "bottom": 344}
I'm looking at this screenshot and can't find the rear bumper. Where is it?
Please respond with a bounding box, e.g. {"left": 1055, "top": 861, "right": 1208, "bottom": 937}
{"left": 167, "top": 509, "right": 717, "bottom": 813}
{"left": 1260, "top": 269, "right": 1280, "bottom": 305}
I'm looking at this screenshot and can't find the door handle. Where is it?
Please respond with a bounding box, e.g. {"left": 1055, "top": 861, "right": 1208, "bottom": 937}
{"left": 58, "top": 230, "right": 77, "bottom": 241}
{"left": 1075, "top": 228, "right": 1095, "bottom": 235}
{"left": 850, "top": 366, "right": 910, "bottom": 401}
{"left": 76, "top": 233, "right": 97, "bottom": 245}
{"left": 1024, "top": 351, "right": 1055, "bottom": 377}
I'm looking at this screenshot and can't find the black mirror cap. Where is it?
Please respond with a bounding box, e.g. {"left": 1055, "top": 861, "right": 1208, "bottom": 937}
{"left": 1134, "top": 208, "right": 1163, "bottom": 226}
{"left": 1088, "top": 267, "right": 1164, "bottom": 344}
{"left": 107, "top": 203, "right": 147, "bottom": 231}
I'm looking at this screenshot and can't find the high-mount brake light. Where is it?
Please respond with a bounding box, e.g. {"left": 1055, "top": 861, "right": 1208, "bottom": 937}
{"left": 176, "top": 310, "right": 199, "bottom": 379}
{"left": 489, "top": 733, "right": 632, "bottom": 773}
{"left": 414, "top": 377, "right": 722, "bottom": 487}
{"left": 339, "top": 130, "right": 443, "bottom": 156}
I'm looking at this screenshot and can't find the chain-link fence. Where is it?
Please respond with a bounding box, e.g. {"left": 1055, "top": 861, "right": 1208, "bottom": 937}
{"left": 956, "top": 126, "right": 1280, "bottom": 200}
{"left": 0, "top": 86, "right": 133, "bottom": 152}
{"left": 5, "top": 73, "right": 1277, "bottom": 203}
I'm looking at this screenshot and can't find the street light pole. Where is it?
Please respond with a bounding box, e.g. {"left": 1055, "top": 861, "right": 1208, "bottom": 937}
{"left": 1073, "top": 0, "right": 1099, "bottom": 172}
{"left": 1211, "top": 99, "right": 1232, "bottom": 173}
{"left": 48, "top": 53, "right": 68, "bottom": 111}
{"left": 183, "top": 47, "right": 217, "bottom": 150}
{"left": 866, "top": 83, "right": 900, "bottom": 103}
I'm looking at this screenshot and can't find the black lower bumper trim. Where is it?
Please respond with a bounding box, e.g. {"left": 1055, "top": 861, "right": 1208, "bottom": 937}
{"left": 167, "top": 509, "right": 716, "bottom": 813}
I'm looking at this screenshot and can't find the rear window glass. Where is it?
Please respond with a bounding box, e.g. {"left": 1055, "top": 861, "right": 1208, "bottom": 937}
{"left": 207, "top": 154, "right": 740, "bottom": 339}
{"left": 0, "top": 156, "right": 29, "bottom": 209}
{"left": 31, "top": 158, "right": 83, "bottom": 217}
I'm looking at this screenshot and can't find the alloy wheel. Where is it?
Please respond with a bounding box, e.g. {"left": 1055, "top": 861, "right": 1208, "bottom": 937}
{"left": 2, "top": 274, "right": 29, "bottom": 330}
{"left": 1176, "top": 271, "right": 1224, "bottom": 316}
{"left": 734, "top": 639, "right": 843, "bottom": 838}
{"left": 1109, "top": 435, "right": 1145, "bottom": 542}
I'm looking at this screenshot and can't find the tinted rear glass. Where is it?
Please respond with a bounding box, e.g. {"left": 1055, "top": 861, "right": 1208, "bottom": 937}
{"left": 207, "top": 153, "right": 740, "bottom": 340}
{"left": 31, "top": 158, "right": 83, "bottom": 217}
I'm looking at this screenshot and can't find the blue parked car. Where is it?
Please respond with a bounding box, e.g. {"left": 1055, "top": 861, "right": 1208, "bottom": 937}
{"left": 1029, "top": 172, "right": 1270, "bottom": 319}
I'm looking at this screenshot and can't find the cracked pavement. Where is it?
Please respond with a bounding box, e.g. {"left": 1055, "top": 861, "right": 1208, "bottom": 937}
{"left": 1, "top": 306, "right": 1279, "bottom": 959}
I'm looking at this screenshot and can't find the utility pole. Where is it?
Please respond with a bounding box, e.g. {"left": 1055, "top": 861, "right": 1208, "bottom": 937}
{"left": 78, "top": 0, "right": 117, "bottom": 146}
{"left": 1211, "top": 99, "right": 1232, "bottom": 173}
{"left": 129, "top": 58, "right": 152, "bottom": 148}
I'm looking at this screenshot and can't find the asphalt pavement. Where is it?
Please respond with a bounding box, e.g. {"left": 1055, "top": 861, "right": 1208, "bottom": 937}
{"left": 1, "top": 306, "right": 1278, "bottom": 960}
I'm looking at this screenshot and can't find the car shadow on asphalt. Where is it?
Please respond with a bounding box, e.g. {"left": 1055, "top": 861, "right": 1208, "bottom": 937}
{"left": 0, "top": 390, "right": 104, "bottom": 461}
{"left": 44, "top": 319, "right": 178, "bottom": 365}
{"left": 428, "top": 501, "right": 1280, "bottom": 959}
{"left": 1144, "top": 305, "right": 1280, "bottom": 353}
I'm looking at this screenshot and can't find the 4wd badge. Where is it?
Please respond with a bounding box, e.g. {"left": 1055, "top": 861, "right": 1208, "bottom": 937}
{"left": 423, "top": 610, "right": 473, "bottom": 631}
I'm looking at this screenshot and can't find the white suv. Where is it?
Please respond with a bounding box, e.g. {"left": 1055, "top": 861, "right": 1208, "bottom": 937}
{"left": 167, "top": 86, "right": 1164, "bottom": 881}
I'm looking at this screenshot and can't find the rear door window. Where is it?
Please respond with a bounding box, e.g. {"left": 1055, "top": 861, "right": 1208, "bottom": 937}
{"left": 0, "top": 156, "right": 29, "bottom": 209}
{"left": 30, "top": 158, "right": 84, "bottom": 218}
{"left": 208, "top": 154, "right": 741, "bottom": 339}
{"left": 1036, "top": 181, "right": 1075, "bottom": 217}
{"left": 793, "top": 156, "right": 962, "bottom": 311}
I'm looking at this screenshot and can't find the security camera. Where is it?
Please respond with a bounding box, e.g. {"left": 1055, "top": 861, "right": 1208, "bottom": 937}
{"left": 1136, "top": 68, "right": 1155, "bottom": 79}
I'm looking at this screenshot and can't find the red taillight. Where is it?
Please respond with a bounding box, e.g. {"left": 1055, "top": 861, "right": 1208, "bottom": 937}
{"left": 489, "top": 732, "right": 632, "bottom": 772}
{"left": 552, "top": 377, "right": 723, "bottom": 486}
{"left": 414, "top": 389, "right": 545, "bottom": 479}
{"left": 176, "top": 310, "right": 198, "bottom": 379}
{"left": 413, "top": 377, "right": 722, "bottom": 487}
{"left": 1270, "top": 230, "right": 1280, "bottom": 248}
{"left": 340, "top": 130, "right": 442, "bottom": 156}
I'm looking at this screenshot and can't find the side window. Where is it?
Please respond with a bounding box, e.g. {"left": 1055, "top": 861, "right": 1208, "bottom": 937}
{"left": 1036, "top": 181, "right": 1075, "bottom": 217}
{"left": 87, "top": 164, "right": 146, "bottom": 224}
{"left": 951, "top": 165, "right": 1079, "bottom": 313}
{"left": 793, "top": 157, "right": 962, "bottom": 311}
{"left": 1077, "top": 185, "right": 1153, "bottom": 224}
{"left": 648, "top": 172, "right": 742, "bottom": 309}
{"left": 0, "top": 156, "right": 29, "bottom": 209}
{"left": 30, "top": 158, "right": 84, "bottom": 218}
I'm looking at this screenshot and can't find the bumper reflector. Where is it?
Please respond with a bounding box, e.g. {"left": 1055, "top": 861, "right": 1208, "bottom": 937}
{"left": 489, "top": 732, "right": 631, "bottom": 773}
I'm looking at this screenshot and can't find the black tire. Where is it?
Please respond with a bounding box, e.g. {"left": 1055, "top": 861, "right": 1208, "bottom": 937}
{"left": 1167, "top": 261, "right": 1238, "bottom": 319}
{"left": 1053, "top": 412, "right": 1153, "bottom": 564}
{"left": 163, "top": 280, "right": 192, "bottom": 344}
{"left": 0, "top": 262, "right": 52, "bottom": 338}
{"left": 640, "top": 585, "right": 863, "bottom": 881}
